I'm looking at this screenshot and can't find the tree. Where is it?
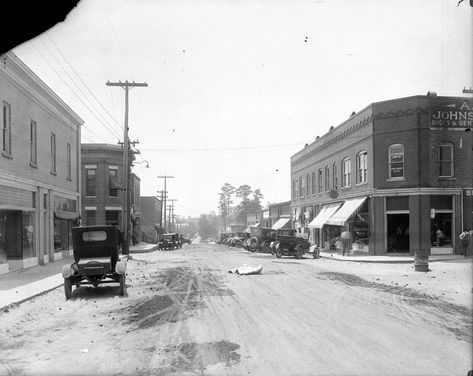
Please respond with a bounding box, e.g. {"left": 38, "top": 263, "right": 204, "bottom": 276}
{"left": 218, "top": 183, "right": 235, "bottom": 232}
{"left": 198, "top": 213, "right": 219, "bottom": 241}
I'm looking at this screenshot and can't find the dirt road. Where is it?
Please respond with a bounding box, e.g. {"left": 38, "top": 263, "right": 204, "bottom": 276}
{"left": 0, "top": 243, "right": 471, "bottom": 375}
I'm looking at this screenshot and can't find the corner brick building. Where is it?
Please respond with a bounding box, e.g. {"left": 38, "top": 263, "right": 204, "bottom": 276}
{"left": 291, "top": 94, "right": 473, "bottom": 256}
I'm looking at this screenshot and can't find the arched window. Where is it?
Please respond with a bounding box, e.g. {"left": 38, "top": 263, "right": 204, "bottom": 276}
{"left": 356, "top": 151, "right": 368, "bottom": 184}
{"left": 324, "top": 165, "right": 330, "bottom": 191}
{"left": 317, "top": 169, "right": 322, "bottom": 193}
{"left": 388, "top": 144, "right": 404, "bottom": 179}
{"left": 333, "top": 162, "right": 338, "bottom": 189}
{"left": 439, "top": 143, "right": 454, "bottom": 177}
{"left": 342, "top": 158, "right": 351, "bottom": 187}
{"left": 312, "top": 171, "right": 317, "bottom": 194}
{"left": 299, "top": 176, "right": 303, "bottom": 197}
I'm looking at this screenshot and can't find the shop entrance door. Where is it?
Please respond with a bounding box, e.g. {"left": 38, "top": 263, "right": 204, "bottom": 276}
{"left": 387, "top": 214, "right": 409, "bottom": 253}
{"left": 431, "top": 213, "right": 453, "bottom": 254}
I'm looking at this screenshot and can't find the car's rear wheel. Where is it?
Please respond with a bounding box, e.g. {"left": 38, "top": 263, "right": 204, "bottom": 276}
{"left": 275, "top": 243, "right": 282, "bottom": 258}
{"left": 235, "top": 240, "right": 243, "bottom": 248}
{"left": 119, "top": 274, "right": 126, "bottom": 296}
{"left": 294, "top": 245, "right": 304, "bottom": 259}
{"left": 249, "top": 237, "right": 258, "bottom": 252}
{"left": 64, "top": 277, "right": 72, "bottom": 300}
{"left": 262, "top": 241, "right": 270, "bottom": 253}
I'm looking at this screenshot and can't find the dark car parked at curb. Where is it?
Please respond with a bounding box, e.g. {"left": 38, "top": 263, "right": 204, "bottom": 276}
{"left": 158, "top": 233, "right": 181, "bottom": 250}
{"left": 62, "top": 226, "right": 127, "bottom": 299}
{"left": 270, "top": 228, "right": 314, "bottom": 259}
{"left": 247, "top": 227, "right": 277, "bottom": 253}
{"left": 180, "top": 235, "right": 192, "bottom": 244}
{"left": 229, "top": 232, "right": 250, "bottom": 248}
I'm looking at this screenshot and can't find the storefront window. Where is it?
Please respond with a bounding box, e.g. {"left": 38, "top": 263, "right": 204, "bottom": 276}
{"left": 54, "top": 218, "right": 72, "bottom": 251}
{"left": 431, "top": 195, "right": 453, "bottom": 248}
{"left": 22, "top": 212, "right": 35, "bottom": 259}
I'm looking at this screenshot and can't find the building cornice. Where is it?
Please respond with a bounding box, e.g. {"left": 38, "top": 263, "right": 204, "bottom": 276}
{"left": 1, "top": 51, "right": 84, "bottom": 129}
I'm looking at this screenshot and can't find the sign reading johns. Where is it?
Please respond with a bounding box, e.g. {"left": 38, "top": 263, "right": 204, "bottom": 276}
{"left": 430, "top": 101, "right": 473, "bottom": 128}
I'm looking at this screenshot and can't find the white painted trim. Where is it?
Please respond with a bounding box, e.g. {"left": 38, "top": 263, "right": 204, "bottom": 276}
{"left": 22, "top": 257, "right": 37, "bottom": 268}
{"left": 85, "top": 165, "right": 97, "bottom": 169}
{"left": 430, "top": 247, "right": 454, "bottom": 255}
{"left": 0, "top": 263, "right": 9, "bottom": 275}
{"left": 84, "top": 206, "right": 97, "bottom": 210}
{"left": 105, "top": 206, "right": 122, "bottom": 211}
{"left": 54, "top": 252, "right": 63, "bottom": 260}
{"left": 108, "top": 166, "right": 118, "bottom": 170}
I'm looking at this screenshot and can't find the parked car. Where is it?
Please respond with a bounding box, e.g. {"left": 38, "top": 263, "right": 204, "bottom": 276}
{"left": 180, "top": 235, "right": 192, "bottom": 244}
{"left": 158, "top": 233, "right": 180, "bottom": 250}
{"left": 270, "top": 229, "right": 312, "bottom": 259}
{"left": 247, "top": 227, "right": 277, "bottom": 253}
{"left": 228, "top": 232, "right": 250, "bottom": 248}
{"left": 61, "top": 226, "right": 127, "bottom": 299}
{"left": 223, "top": 232, "right": 235, "bottom": 246}
{"left": 217, "top": 232, "right": 231, "bottom": 245}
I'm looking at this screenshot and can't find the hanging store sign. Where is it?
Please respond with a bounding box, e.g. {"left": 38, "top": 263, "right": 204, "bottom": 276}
{"left": 430, "top": 101, "right": 473, "bottom": 128}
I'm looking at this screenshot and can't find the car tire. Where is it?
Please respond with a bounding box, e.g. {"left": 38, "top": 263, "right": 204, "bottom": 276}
{"left": 262, "top": 241, "right": 270, "bottom": 253}
{"left": 235, "top": 240, "right": 243, "bottom": 248}
{"left": 294, "top": 245, "right": 303, "bottom": 259}
{"left": 119, "top": 274, "right": 126, "bottom": 296}
{"left": 64, "top": 277, "right": 72, "bottom": 300}
{"left": 275, "top": 243, "right": 282, "bottom": 258}
{"left": 249, "top": 237, "right": 258, "bottom": 252}
{"left": 313, "top": 247, "right": 320, "bottom": 259}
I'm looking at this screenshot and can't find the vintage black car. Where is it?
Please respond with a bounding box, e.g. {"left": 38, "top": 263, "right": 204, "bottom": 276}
{"left": 217, "top": 232, "right": 231, "bottom": 245}
{"left": 158, "top": 233, "right": 181, "bottom": 250}
{"left": 247, "top": 227, "right": 277, "bottom": 253}
{"left": 223, "top": 232, "right": 235, "bottom": 246}
{"left": 62, "top": 226, "right": 127, "bottom": 299}
{"left": 228, "top": 232, "right": 250, "bottom": 248}
{"left": 270, "top": 229, "right": 312, "bottom": 259}
{"left": 180, "top": 235, "right": 192, "bottom": 244}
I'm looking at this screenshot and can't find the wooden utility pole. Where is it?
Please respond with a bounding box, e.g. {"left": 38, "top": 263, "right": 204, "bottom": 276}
{"left": 106, "top": 80, "right": 148, "bottom": 255}
{"left": 157, "top": 175, "right": 173, "bottom": 233}
{"left": 168, "top": 199, "right": 177, "bottom": 232}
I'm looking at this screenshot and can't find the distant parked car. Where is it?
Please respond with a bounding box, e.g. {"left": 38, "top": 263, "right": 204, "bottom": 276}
{"left": 247, "top": 227, "right": 277, "bottom": 253}
{"left": 180, "top": 235, "right": 192, "bottom": 244}
{"left": 158, "top": 233, "right": 180, "bottom": 250}
{"left": 228, "top": 232, "right": 250, "bottom": 248}
{"left": 62, "top": 225, "right": 127, "bottom": 299}
{"left": 270, "top": 229, "right": 312, "bottom": 259}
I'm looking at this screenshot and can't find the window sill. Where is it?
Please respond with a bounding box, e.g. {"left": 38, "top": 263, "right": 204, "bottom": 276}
{"left": 355, "top": 182, "right": 368, "bottom": 186}
{"left": 85, "top": 196, "right": 97, "bottom": 199}
{"left": 438, "top": 177, "right": 456, "bottom": 181}
{"left": 2, "top": 151, "right": 12, "bottom": 159}
{"left": 29, "top": 162, "right": 38, "bottom": 169}
{"left": 387, "top": 178, "right": 405, "bottom": 182}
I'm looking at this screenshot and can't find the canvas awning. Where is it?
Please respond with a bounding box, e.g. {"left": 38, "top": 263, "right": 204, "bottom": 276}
{"left": 271, "top": 217, "right": 291, "bottom": 230}
{"left": 55, "top": 211, "right": 80, "bottom": 220}
{"left": 251, "top": 223, "right": 260, "bottom": 228}
{"left": 109, "top": 175, "right": 122, "bottom": 190}
{"left": 325, "top": 197, "right": 367, "bottom": 226}
{"left": 308, "top": 203, "right": 342, "bottom": 229}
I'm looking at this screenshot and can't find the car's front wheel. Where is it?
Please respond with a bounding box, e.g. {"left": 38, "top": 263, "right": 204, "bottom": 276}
{"left": 235, "top": 240, "right": 243, "bottom": 248}
{"left": 262, "top": 241, "right": 270, "bottom": 253}
{"left": 64, "top": 277, "right": 72, "bottom": 300}
{"left": 294, "top": 245, "right": 304, "bottom": 259}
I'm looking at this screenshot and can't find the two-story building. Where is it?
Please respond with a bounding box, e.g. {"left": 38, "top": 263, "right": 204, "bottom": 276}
{"left": 81, "top": 143, "right": 141, "bottom": 242}
{"left": 0, "top": 51, "right": 83, "bottom": 273}
{"left": 140, "top": 196, "right": 162, "bottom": 243}
{"left": 291, "top": 94, "right": 472, "bottom": 256}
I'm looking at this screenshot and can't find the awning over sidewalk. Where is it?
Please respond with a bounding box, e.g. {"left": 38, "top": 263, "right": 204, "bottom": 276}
{"left": 308, "top": 203, "right": 342, "bottom": 229}
{"left": 326, "top": 197, "right": 367, "bottom": 226}
{"left": 271, "top": 217, "right": 291, "bottom": 230}
{"left": 109, "top": 175, "right": 122, "bottom": 190}
{"left": 54, "top": 211, "right": 80, "bottom": 220}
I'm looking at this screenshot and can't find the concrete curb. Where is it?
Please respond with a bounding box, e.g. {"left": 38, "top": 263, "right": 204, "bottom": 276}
{"left": 319, "top": 253, "right": 466, "bottom": 264}
{"left": 129, "top": 244, "right": 159, "bottom": 254}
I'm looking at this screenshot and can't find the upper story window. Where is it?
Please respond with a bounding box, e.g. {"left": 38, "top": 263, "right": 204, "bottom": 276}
{"left": 299, "top": 176, "right": 304, "bottom": 198}
{"left": 388, "top": 144, "right": 404, "bottom": 179}
{"left": 438, "top": 143, "right": 454, "bottom": 177}
{"left": 356, "top": 151, "right": 368, "bottom": 184}
{"left": 333, "top": 162, "right": 338, "bottom": 190}
{"left": 30, "top": 120, "right": 37, "bottom": 166}
{"left": 50, "top": 133, "right": 56, "bottom": 174}
{"left": 109, "top": 167, "right": 119, "bottom": 197}
{"left": 324, "top": 165, "right": 330, "bottom": 191}
{"left": 66, "top": 143, "right": 71, "bottom": 180}
{"left": 312, "top": 171, "right": 316, "bottom": 194}
{"left": 317, "top": 169, "right": 322, "bottom": 193}
{"left": 2, "top": 101, "right": 11, "bottom": 156}
{"left": 306, "top": 173, "right": 310, "bottom": 195}
{"left": 86, "top": 167, "right": 97, "bottom": 196}
{"left": 292, "top": 179, "right": 296, "bottom": 199}
{"left": 342, "top": 158, "right": 351, "bottom": 187}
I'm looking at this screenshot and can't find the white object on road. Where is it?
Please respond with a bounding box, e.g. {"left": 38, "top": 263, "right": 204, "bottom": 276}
{"left": 229, "top": 264, "right": 263, "bottom": 275}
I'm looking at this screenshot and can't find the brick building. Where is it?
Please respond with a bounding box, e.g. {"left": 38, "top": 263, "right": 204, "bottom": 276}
{"left": 81, "top": 144, "right": 141, "bottom": 242}
{"left": 140, "top": 196, "right": 162, "bottom": 243}
{"left": 291, "top": 94, "right": 473, "bottom": 256}
{"left": 0, "top": 51, "right": 83, "bottom": 273}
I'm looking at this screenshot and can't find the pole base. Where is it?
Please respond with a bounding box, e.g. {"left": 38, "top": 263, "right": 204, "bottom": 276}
{"left": 414, "top": 264, "right": 429, "bottom": 272}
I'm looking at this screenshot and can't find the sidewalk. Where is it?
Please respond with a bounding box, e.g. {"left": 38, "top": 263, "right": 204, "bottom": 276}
{"left": 319, "top": 250, "right": 466, "bottom": 263}
{"left": 0, "top": 242, "right": 158, "bottom": 309}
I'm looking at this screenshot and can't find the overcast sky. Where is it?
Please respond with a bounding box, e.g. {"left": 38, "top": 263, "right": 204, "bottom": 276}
{"left": 13, "top": 0, "right": 472, "bottom": 218}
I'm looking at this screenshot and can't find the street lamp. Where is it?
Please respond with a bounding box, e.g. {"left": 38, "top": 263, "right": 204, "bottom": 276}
{"left": 132, "top": 160, "right": 150, "bottom": 168}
